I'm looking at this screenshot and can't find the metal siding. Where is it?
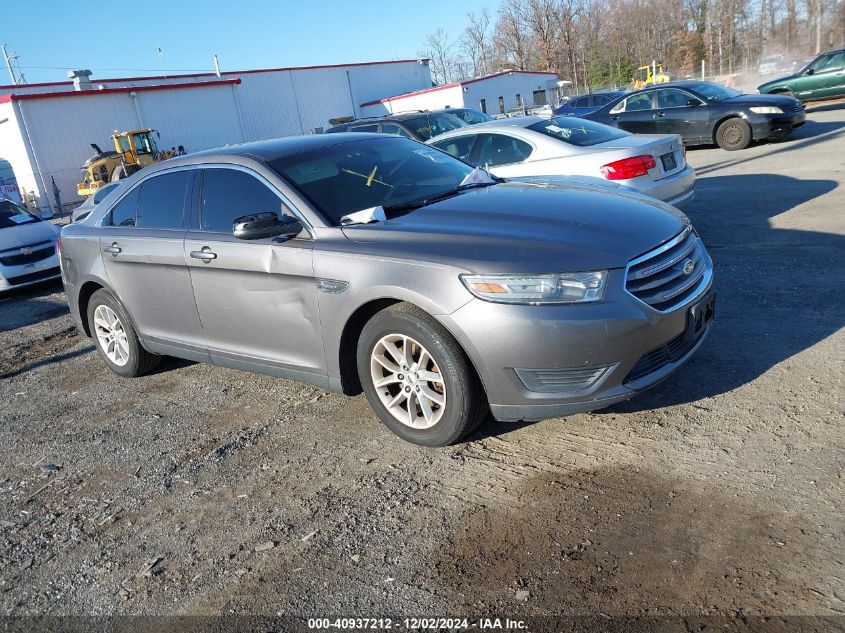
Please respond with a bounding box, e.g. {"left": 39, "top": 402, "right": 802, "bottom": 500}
{"left": 0, "top": 102, "right": 38, "bottom": 202}
{"left": 462, "top": 74, "right": 558, "bottom": 112}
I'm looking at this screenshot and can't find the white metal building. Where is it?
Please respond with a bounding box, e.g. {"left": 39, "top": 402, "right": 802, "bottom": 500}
{"left": 0, "top": 59, "right": 432, "bottom": 211}
{"left": 359, "top": 70, "right": 561, "bottom": 118}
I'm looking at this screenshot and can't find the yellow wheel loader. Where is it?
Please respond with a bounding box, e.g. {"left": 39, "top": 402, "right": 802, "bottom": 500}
{"left": 77, "top": 129, "right": 185, "bottom": 197}
{"left": 632, "top": 63, "right": 672, "bottom": 90}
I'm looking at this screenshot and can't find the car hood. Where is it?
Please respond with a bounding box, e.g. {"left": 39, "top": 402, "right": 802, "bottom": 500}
{"left": 340, "top": 181, "right": 688, "bottom": 272}
{"left": 0, "top": 220, "right": 59, "bottom": 252}
{"left": 726, "top": 92, "right": 798, "bottom": 107}
{"left": 758, "top": 75, "right": 797, "bottom": 91}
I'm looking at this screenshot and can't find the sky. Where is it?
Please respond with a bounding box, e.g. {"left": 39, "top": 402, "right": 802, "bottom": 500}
{"left": 1, "top": 0, "right": 496, "bottom": 85}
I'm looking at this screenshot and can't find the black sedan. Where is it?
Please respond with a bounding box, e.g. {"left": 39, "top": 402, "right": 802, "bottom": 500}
{"left": 583, "top": 81, "right": 805, "bottom": 150}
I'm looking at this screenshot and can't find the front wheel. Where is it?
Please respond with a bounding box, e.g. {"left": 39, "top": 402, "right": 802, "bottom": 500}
{"left": 357, "top": 303, "right": 487, "bottom": 446}
{"left": 715, "top": 118, "right": 751, "bottom": 151}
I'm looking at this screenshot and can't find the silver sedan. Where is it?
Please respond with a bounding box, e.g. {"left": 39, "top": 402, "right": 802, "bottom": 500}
{"left": 428, "top": 116, "right": 695, "bottom": 208}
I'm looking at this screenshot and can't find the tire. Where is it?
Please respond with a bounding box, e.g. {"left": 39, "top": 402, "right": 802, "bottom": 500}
{"left": 87, "top": 289, "right": 160, "bottom": 377}
{"left": 356, "top": 302, "right": 487, "bottom": 446}
{"left": 715, "top": 117, "right": 751, "bottom": 151}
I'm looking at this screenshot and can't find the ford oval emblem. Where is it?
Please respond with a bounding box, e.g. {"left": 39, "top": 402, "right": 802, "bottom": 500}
{"left": 682, "top": 259, "right": 695, "bottom": 275}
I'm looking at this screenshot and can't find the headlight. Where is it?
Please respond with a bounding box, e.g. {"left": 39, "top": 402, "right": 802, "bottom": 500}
{"left": 460, "top": 271, "right": 607, "bottom": 304}
{"left": 749, "top": 106, "right": 784, "bottom": 114}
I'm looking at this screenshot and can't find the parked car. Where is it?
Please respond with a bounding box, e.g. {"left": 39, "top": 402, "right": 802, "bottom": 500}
{"left": 326, "top": 110, "right": 468, "bottom": 141}
{"left": 553, "top": 90, "right": 626, "bottom": 117}
{"left": 427, "top": 116, "right": 695, "bottom": 208}
{"left": 71, "top": 182, "right": 121, "bottom": 223}
{"left": 441, "top": 107, "right": 493, "bottom": 125}
{"left": 758, "top": 54, "right": 784, "bottom": 75}
{"left": 758, "top": 48, "right": 845, "bottom": 102}
{"left": 0, "top": 199, "right": 59, "bottom": 292}
{"left": 60, "top": 134, "right": 714, "bottom": 446}
{"left": 584, "top": 81, "right": 805, "bottom": 150}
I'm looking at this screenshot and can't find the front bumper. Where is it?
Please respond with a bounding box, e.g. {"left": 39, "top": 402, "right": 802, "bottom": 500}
{"left": 0, "top": 253, "right": 61, "bottom": 292}
{"left": 439, "top": 270, "right": 714, "bottom": 423}
{"left": 749, "top": 110, "right": 806, "bottom": 139}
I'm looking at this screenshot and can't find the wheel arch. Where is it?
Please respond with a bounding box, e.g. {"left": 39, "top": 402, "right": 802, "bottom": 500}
{"left": 77, "top": 280, "right": 106, "bottom": 337}
{"left": 336, "top": 298, "right": 487, "bottom": 401}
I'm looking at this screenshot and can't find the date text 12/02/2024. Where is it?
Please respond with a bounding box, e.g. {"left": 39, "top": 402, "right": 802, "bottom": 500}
{"left": 307, "top": 617, "right": 527, "bottom": 630}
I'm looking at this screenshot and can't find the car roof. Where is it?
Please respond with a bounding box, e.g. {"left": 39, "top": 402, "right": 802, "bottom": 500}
{"left": 168, "top": 133, "right": 387, "bottom": 164}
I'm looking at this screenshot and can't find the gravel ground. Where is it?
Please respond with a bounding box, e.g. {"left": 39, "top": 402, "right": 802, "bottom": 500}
{"left": 1, "top": 103, "right": 843, "bottom": 630}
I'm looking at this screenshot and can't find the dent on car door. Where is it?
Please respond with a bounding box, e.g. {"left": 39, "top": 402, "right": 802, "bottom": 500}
{"left": 98, "top": 169, "right": 208, "bottom": 359}
{"left": 184, "top": 167, "right": 325, "bottom": 378}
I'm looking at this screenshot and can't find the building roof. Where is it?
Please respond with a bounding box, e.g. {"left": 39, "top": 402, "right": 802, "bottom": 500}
{"left": 0, "top": 78, "right": 241, "bottom": 104}
{"left": 360, "top": 70, "right": 558, "bottom": 107}
{"left": 0, "top": 58, "right": 429, "bottom": 94}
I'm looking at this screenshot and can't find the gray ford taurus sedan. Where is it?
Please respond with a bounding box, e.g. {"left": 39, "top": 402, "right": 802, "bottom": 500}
{"left": 59, "top": 134, "right": 714, "bottom": 446}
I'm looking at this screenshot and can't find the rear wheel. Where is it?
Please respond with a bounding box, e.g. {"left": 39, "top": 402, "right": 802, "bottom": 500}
{"left": 715, "top": 118, "right": 751, "bottom": 151}
{"left": 87, "top": 289, "right": 159, "bottom": 377}
{"left": 357, "top": 303, "right": 487, "bottom": 446}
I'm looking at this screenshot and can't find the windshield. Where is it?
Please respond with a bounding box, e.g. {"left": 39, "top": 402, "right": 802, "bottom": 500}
{"left": 685, "top": 82, "right": 742, "bottom": 101}
{"left": 0, "top": 199, "right": 40, "bottom": 229}
{"left": 528, "top": 116, "right": 629, "bottom": 146}
{"left": 271, "top": 137, "right": 476, "bottom": 225}
{"left": 399, "top": 113, "right": 467, "bottom": 139}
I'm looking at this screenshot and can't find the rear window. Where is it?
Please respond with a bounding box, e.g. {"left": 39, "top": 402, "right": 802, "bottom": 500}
{"left": 399, "top": 113, "right": 467, "bottom": 139}
{"left": 527, "top": 117, "right": 629, "bottom": 147}
{"left": 0, "top": 200, "right": 39, "bottom": 229}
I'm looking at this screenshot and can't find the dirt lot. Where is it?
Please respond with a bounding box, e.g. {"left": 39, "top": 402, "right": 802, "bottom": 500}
{"left": 1, "top": 104, "right": 843, "bottom": 630}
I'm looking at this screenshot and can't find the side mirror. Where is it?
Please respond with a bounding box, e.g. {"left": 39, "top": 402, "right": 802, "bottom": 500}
{"left": 806, "top": 68, "right": 815, "bottom": 75}
{"left": 39, "top": 209, "right": 54, "bottom": 220}
{"left": 233, "top": 211, "right": 302, "bottom": 241}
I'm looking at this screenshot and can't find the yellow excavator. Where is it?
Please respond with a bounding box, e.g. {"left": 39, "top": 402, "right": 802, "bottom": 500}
{"left": 77, "top": 129, "right": 185, "bottom": 197}
{"left": 632, "top": 63, "right": 672, "bottom": 90}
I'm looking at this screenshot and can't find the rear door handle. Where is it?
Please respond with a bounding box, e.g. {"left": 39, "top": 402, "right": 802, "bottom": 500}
{"left": 656, "top": 111, "right": 666, "bottom": 117}
{"left": 190, "top": 247, "right": 217, "bottom": 262}
{"left": 103, "top": 243, "right": 121, "bottom": 255}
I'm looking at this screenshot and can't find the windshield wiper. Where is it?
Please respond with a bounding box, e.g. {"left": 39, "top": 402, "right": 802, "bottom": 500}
{"left": 383, "top": 181, "right": 497, "bottom": 214}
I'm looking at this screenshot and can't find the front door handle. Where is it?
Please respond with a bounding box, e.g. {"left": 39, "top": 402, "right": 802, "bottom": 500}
{"left": 190, "top": 246, "right": 217, "bottom": 262}
{"left": 656, "top": 111, "right": 666, "bottom": 117}
{"left": 103, "top": 243, "right": 121, "bottom": 256}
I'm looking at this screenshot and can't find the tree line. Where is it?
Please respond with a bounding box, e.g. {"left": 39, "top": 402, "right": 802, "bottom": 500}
{"left": 421, "top": 0, "right": 845, "bottom": 91}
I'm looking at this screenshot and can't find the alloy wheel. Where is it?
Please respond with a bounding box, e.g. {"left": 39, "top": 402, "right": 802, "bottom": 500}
{"left": 370, "top": 333, "right": 446, "bottom": 429}
{"left": 93, "top": 305, "right": 130, "bottom": 367}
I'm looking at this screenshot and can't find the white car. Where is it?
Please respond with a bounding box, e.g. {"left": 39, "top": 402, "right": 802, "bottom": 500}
{"left": 427, "top": 115, "right": 695, "bottom": 208}
{"left": 0, "top": 199, "right": 60, "bottom": 292}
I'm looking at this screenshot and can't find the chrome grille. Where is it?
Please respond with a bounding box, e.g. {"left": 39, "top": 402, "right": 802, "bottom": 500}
{"left": 625, "top": 227, "right": 711, "bottom": 312}
{"left": 0, "top": 241, "right": 55, "bottom": 267}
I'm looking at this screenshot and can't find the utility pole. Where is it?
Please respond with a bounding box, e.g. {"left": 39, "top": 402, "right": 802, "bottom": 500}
{"left": 2, "top": 44, "right": 19, "bottom": 84}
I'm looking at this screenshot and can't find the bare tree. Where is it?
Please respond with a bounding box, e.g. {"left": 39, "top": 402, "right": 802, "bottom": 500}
{"left": 421, "top": 28, "right": 459, "bottom": 84}
{"left": 461, "top": 9, "right": 494, "bottom": 77}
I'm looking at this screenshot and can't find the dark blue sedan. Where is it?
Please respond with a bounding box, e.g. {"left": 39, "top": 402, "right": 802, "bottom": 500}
{"left": 553, "top": 91, "right": 626, "bottom": 117}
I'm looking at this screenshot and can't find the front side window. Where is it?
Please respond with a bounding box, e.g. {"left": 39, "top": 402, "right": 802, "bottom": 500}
{"left": 399, "top": 113, "right": 466, "bottom": 140}
{"left": 684, "top": 82, "right": 742, "bottom": 101}
{"left": 528, "top": 117, "right": 629, "bottom": 147}
{"left": 475, "top": 134, "right": 533, "bottom": 167}
{"left": 571, "top": 96, "right": 590, "bottom": 108}
{"left": 430, "top": 135, "right": 478, "bottom": 161}
{"left": 272, "top": 137, "right": 475, "bottom": 226}
{"left": 816, "top": 51, "right": 845, "bottom": 72}
{"left": 806, "top": 54, "right": 832, "bottom": 73}
{"left": 657, "top": 89, "right": 696, "bottom": 108}
{"left": 108, "top": 187, "right": 139, "bottom": 227}
{"left": 135, "top": 171, "right": 190, "bottom": 229}
{"left": 381, "top": 123, "right": 413, "bottom": 139}
{"left": 624, "top": 93, "right": 654, "bottom": 111}
{"left": 0, "top": 199, "right": 40, "bottom": 229}
{"left": 200, "top": 169, "right": 285, "bottom": 233}
{"left": 116, "top": 136, "right": 132, "bottom": 153}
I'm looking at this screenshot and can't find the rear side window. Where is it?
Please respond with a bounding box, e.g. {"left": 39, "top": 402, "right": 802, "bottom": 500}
{"left": 350, "top": 124, "right": 379, "bottom": 132}
{"left": 571, "top": 96, "right": 590, "bottom": 108}
{"left": 624, "top": 93, "right": 654, "bottom": 111}
{"left": 430, "top": 135, "right": 477, "bottom": 162}
{"left": 200, "top": 169, "right": 283, "bottom": 233}
{"left": 381, "top": 124, "right": 413, "bottom": 138}
{"left": 475, "top": 134, "right": 533, "bottom": 167}
{"left": 135, "top": 171, "right": 190, "bottom": 229}
{"left": 108, "top": 187, "right": 139, "bottom": 227}
{"left": 592, "top": 95, "right": 612, "bottom": 106}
